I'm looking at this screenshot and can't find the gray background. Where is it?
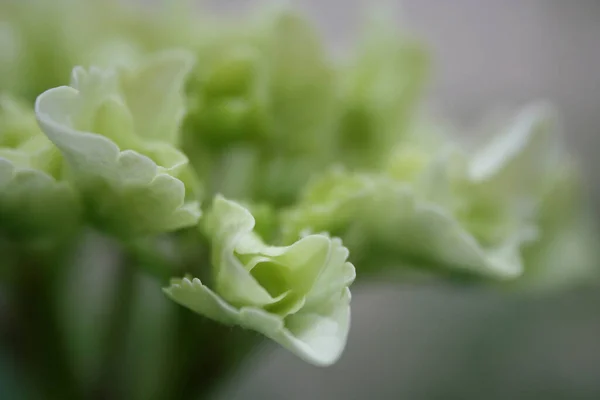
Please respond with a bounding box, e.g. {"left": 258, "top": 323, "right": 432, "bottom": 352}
{"left": 209, "top": 1, "right": 600, "bottom": 399}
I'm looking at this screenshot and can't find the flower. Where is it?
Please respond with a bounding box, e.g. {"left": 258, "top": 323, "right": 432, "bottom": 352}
{"left": 164, "top": 195, "right": 356, "bottom": 366}
{"left": 35, "top": 50, "right": 201, "bottom": 236}
{"left": 281, "top": 104, "right": 562, "bottom": 279}
{"left": 0, "top": 95, "right": 80, "bottom": 242}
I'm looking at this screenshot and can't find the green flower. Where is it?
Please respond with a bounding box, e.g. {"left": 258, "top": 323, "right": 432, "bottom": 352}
{"left": 164, "top": 195, "right": 356, "bottom": 366}
{"left": 282, "top": 105, "right": 560, "bottom": 279}
{"left": 282, "top": 168, "right": 526, "bottom": 279}
{"left": 517, "top": 138, "right": 600, "bottom": 290}
{"left": 35, "top": 50, "right": 201, "bottom": 236}
{"left": 182, "top": 9, "right": 338, "bottom": 206}
{"left": 334, "top": 10, "right": 429, "bottom": 169}
{"left": 0, "top": 95, "right": 80, "bottom": 242}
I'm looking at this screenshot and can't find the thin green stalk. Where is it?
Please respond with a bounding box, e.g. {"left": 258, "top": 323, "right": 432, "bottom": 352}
{"left": 90, "top": 248, "right": 137, "bottom": 400}
{"left": 11, "top": 246, "right": 82, "bottom": 400}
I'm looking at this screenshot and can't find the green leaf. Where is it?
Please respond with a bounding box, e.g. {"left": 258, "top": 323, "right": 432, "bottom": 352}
{"left": 261, "top": 11, "right": 337, "bottom": 156}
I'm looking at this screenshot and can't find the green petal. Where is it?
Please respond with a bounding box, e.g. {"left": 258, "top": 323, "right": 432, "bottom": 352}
{"left": 164, "top": 277, "right": 353, "bottom": 367}
{"left": 163, "top": 277, "right": 240, "bottom": 325}
{"left": 520, "top": 218, "right": 600, "bottom": 291}
{"left": 119, "top": 49, "right": 195, "bottom": 145}
{"left": 448, "top": 105, "right": 557, "bottom": 248}
{"left": 240, "top": 235, "right": 332, "bottom": 295}
{"left": 469, "top": 104, "right": 557, "bottom": 181}
{"left": 468, "top": 103, "right": 559, "bottom": 200}
{"left": 205, "top": 196, "right": 285, "bottom": 308}
{"left": 335, "top": 9, "right": 429, "bottom": 168}
{"left": 305, "top": 237, "right": 356, "bottom": 308}
{"left": 284, "top": 170, "right": 525, "bottom": 278}
{"left": 206, "top": 196, "right": 346, "bottom": 306}
{"left": 239, "top": 288, "right": 352, "bottom": 367}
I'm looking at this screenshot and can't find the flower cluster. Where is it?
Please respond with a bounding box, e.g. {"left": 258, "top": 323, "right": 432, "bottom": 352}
{"left": 0, "top": 0, "right": 597, "bottom": 366}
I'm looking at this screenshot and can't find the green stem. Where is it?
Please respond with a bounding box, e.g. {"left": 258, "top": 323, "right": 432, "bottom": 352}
{"left": 167, "top": 313, "right": 262, "bottom": 400}
{"left": 11, "top": 247, "right": 82, "bottom": 400}
{"left": 125, "top": 238, "right": 174, "bottom": 283}
{"left": 126, "top": 231, "right": 262, "bottom": 400}
{"left": 90, "top": 248, "right": 137, "bottom": 400}
{"left": 192, "top": 329, "right": 263, "bottom": 400}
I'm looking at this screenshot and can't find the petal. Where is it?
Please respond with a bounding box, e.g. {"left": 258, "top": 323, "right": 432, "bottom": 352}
{"left": 207, "top": 196, "right": 351, "bottom": 305}
{"left": 215, "top": 250, "right": 284, "bottom": 308}
{"left": 305, "top": 238, "right": 356, "bottom": 308}
{"left": 119, "top": 49, "right": 195, "bottom": 145}
{"left": 239, "top": 288, "right": 352, "bottom": 367}
{"left": 284, "top": 169, "right": 524, "bottom": 279}
{"left": 163, "top": 277, "right": 240, "bottom": 325}
{"left": 255, "top": 235, "right": 332, "bottom": 294}
{"left": 165, "top": 276, "right": 352, "bottom": 366}
{"left": 468, "top": 103, "right": 559, "bottom": 197}
{"left": 206, "top": 196, "right": 279, "bottom": 307}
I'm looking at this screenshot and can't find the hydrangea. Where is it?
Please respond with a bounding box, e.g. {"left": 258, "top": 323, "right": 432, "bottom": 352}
{"left": 35, "top": 51, "right": 201, "bottom": 236}
{"left": 334, "top": 10, "right": 429, "bottom": 169}
{"left": 281, "top": 104, "right": 568, "bottom": 280}
{"left": 165, "top": 195, "right": 356, "bottom": 366}
{"left": 0, "top": 0, "right": 597, "bottom": 373}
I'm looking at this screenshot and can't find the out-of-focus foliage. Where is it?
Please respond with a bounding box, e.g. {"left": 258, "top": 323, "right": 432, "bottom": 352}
{"left": 0, "top": 0, "right": 598, "bottom": 380}
{"left": 0, "top": 95, "right": 80, "bottom": 244}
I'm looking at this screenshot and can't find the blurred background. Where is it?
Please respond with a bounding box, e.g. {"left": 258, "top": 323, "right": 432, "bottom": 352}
{"left": 203, "top": 1, "right": 600, "bottom": 399}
